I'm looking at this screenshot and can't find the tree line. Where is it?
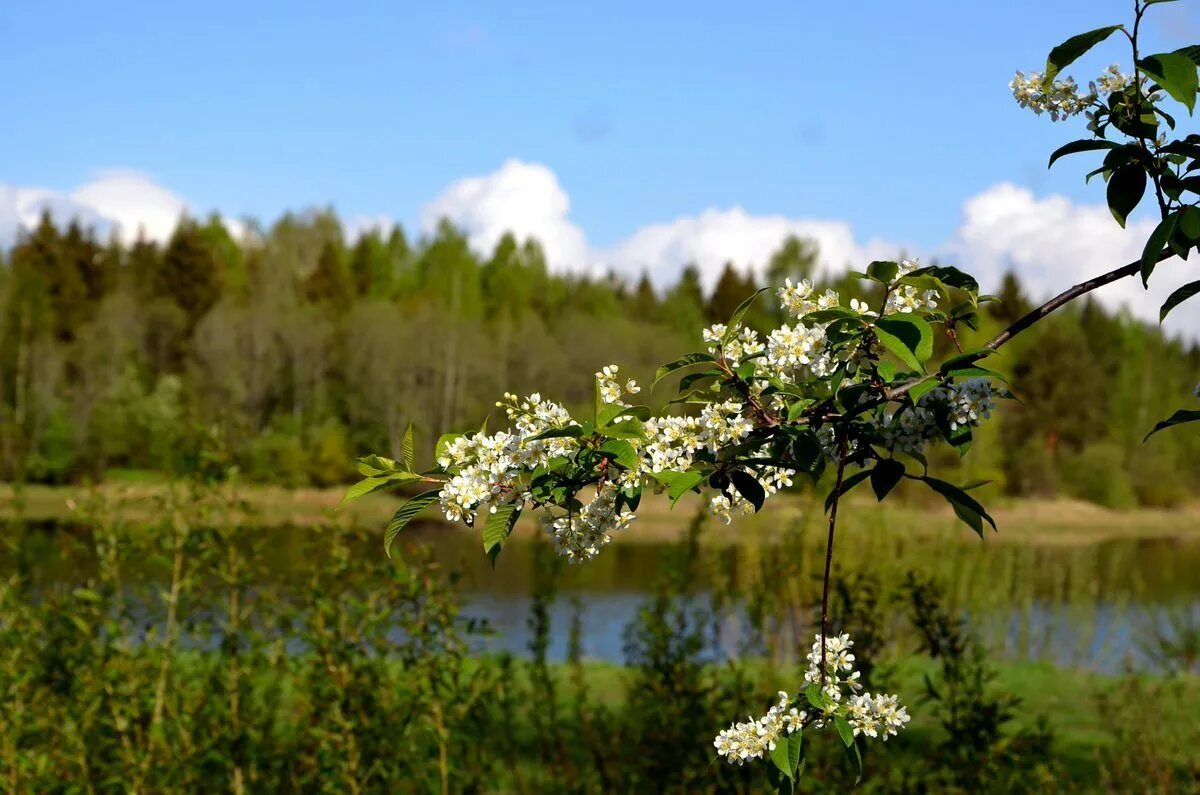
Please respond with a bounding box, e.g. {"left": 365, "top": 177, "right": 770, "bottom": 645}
{"left": 0, "top": 211, "right": 1196, "bottom": 505}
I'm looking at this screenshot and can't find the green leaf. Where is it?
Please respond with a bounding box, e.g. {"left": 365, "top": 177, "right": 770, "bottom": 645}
{"left": 603, "top": 418, "right": 645, "bottom": 439}
{"left": 1160, "top": 279, "right": 1200, "bottom": 321}
{"left": 1138, "top": 52, "right": 1199, "bottom": 113}
{"left": 906, "top": 265, "right": 979, "bottom": 294}
{"left": 1044, "top": 25, "right": 1124, "bottom": 85}
{"left": 652, "top": 470, "right": 707, "bottom": 505}
{"left": 834, "top": 716, "right": 855, "bottom": 748}
{"left": 770, "top": 730, "right": 804, "bottom": 782}
{"left": 342, "top": 472, "right": 419, "bottom": 503}
{"left": 598, "top": 438, "right": 639, "bottom": 471}
{"left": 866, "top": 260, "right": 900, "bottom": 284}
{"left": 1142, "top": 213, "right": 1178, "bottom": 285}
{"left": 875, "top": 316, "right": 934, "bottom": 372}
{"left": 730, "top": 470, "right": 766, "bottom": 512}
{"left": 844, "top": 739, "right": 864, "bottom": 785}
{"left": 870, "top": 459, "right": 905, "bottom": 501}
{"left": 653, "top": 353, "right": 715, "bottom": 387}
{"left": 400, "top": 422, "right": 415, "bottom": 471}
{"left": 1144, "top": 409, "right": 1200, "bottom": 441}
{"left": 1048, "top": 139, "right": 1120, "bottom": 169}
{"left": 356, "top": 454, "right": 399, "bottom": 476}
{"left": 1107, "top": 164, "right": 1147, "bottom": 228}
{"left": 1179, "top": 205, "right": 1200, "bottom": 241}
{"left": 724, "top": 287, "right": 768, "bottom": 339}
{"left": 908, "top": 377, "right": 941, "bottom": 402}
{"left": 482, "top": 504, "right": 522, "bottom": 565}
{"left": 528, "top": 424, "right": 585, "bottom": 441}
{"left": 597, "top": 401, "right": 631, "bottom": 428}
{"left": 384, "top": 490, "right": 441, "bottom": 558}
{"left": 804, "top": 682, "right": 833, "bottom": 711}
{"left": 1174, "top": 44, "right": 1200, "bottom": 67}
{"left": 939, "top": 349, "right": 996, "bottom": 375}
{"left": 921, "top": 476, "right": 997, "bottom": 537}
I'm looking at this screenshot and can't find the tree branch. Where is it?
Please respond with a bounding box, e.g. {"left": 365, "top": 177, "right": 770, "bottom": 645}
{"left": 878, "top": 249, "right": 1174, "bottom": 404}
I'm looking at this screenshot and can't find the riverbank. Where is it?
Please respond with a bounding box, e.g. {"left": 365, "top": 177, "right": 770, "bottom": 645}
{"left": 3, "top": 479, "right": 1199, "bottom": 547}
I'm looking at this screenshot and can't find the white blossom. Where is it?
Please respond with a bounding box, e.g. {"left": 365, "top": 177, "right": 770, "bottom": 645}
{"left": 714, "top": 691, "right": 806, "bottom": 765}
{"left": 1010, "top": 70, "right": 1094, "bottom": 121}
{"left": 596, "top": 364, "right": 640, "bottom": 406}
{"left": 846, "top": 692, "right": 910, "bottom": 741}
{"left": 544, "top": 482, "right": 634, "bottom": 563}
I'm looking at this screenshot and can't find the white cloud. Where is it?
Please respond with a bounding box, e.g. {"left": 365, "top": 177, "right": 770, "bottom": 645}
{"left": 0, "top": 170, "right": 193, "bottom": 247}
{"left": 68, "top": 170, "right": 187, "bottom": 244}
{"left": 419, "top": 159, "right": 591, "bottom": 272}
{"left": 941, "top": 183, "right": 1198, "bottom": 338}
{"left": 601, "top": 208, "right": 910, "bottom": 291}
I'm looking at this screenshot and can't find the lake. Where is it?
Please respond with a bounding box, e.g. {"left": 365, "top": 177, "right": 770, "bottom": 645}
{"left": 4, "top": 515, "right": 1199, "bottom": 674}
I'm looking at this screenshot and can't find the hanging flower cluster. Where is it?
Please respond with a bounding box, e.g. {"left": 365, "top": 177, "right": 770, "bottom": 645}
{"left": 713, "top": 632, "right": 909, "bottom": 778}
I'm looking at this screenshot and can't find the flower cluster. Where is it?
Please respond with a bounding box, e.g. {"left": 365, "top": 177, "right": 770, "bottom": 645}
{"left": 709, "top": 465, "right": 795, "bottom": 524}
{"left": 803, "top": 632, "right": 862, "bottom": 705}
{"left": 595, "top": 365, "right": 640, "bottom": 406}
{"left": 703, "top": 323, "right": 764, "bottom": 367}
{"left": 846, "top": 693, "right": 910, "bottom": 741}
{"left": 1010, "top": 71, "right": 1094, "bottom": 121}
{"left": 1012, "top": 64, "right": 1162, "bottom": 124}
{"left": 778, "top": 277, "right": 839, "bottom": 318}
{"left": 544, "top": 481, "right": 633, "bottom": 563}
{"left": 937, "top": 377, "right": 998, "bottom": 431}
{"left": 713, "top": 690, "right": 806, "bottom": 764}
{"left": 642, "top": 399, "right": 753, "bottom": 473}
{"left": 714, "top": 632, "right": 909, "bottom": 767}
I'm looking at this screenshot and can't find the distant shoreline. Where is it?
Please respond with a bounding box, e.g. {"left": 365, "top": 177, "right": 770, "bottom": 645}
{"left": 3, "top": 481, "right": 1198, "bottom": 548}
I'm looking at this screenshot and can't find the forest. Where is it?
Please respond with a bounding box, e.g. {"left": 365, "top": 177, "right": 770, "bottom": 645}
{"left": 1, "top": 210, "right": 1196, "bottom": 506}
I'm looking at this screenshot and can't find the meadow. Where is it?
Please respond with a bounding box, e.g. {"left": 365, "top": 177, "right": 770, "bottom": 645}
{"left": 2, "top": 479, "right": 1198, "bottom": 793}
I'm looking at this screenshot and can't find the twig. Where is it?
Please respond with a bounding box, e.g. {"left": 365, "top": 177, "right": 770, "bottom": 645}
{"left": 819, "top": 436, "right": 849, "bottom": 685}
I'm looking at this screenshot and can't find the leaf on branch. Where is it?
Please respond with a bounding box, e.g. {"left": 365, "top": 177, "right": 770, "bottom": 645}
{"left": 921, "top": 476, "right": 997, "bottom": 538}
{"left": 1144, "top": 409, "right": 1200, "bottom": 441}
{"left": 653, "top": 353, "right": 715, "bottom": 387}
{"left": 343, "top": 471, "right": 420, "bottom": 503}
{"left": 1160, "top": 279, "right": 1200, "bottom": 321}
{"left": 598, "top": 438, "right": 639, "bottom": 470}
{"left": 356, "top": 454, "right": 399, "bottom": 477}
{"left": 1138, "top": 52, "right": 1199, "bottom": 114}
{"left": 1142, "top": 213, "right": 1178, "bottom": 285}
{"left": 870, "top": 459, "right": 905, "bottom": 501}
{"left": 875, "top": 316, "right": 934, "bottom": 372}
{"left": 401, "top": 422, "right": 415, "bottom": 471}
{"left": 1048, "top": 139, "right": 1120, "bottom": 169}
{"left": 1044, "top": 25, "right": 1124, "bottom": 85}
{"left": 724, "top": 287, "right": 769, "bottom": 341}
{"left": 652, "top": 469, "right": 707, "bottom": 505}
{"left": 1107, "top": 164, "right": 1147, "bottom": 229}
{"left": 834, "top": 716, "right": 855, "bottom": 748}
{"left": 483, "top": 503, "right": 522, "bottom": 565}
{"left": 384, "top": 489, "right": 441, "bottom": 557}
{"left": 866, "top": 260, "right": 900, "bottom": 284}
{"left": 730, "top": 470, "right": 766, "bottom": 512}
{"left": 528, "top": 424, "right": 586, "bottom": 441}
{"left": 939, "top": 349, "right": 997, "bottom": 374}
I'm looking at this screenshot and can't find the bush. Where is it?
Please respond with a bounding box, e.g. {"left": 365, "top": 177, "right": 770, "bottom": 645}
{"left": 1062, "top": 442, "right": 1136, "bottom": 509}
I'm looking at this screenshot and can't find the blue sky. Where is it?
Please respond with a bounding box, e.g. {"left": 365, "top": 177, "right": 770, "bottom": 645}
{"left": 3, "top": 0, "right": 1199, "bottom": 335}
{"left": 3, "top": 0, "right": 1190, "bottom": 244}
